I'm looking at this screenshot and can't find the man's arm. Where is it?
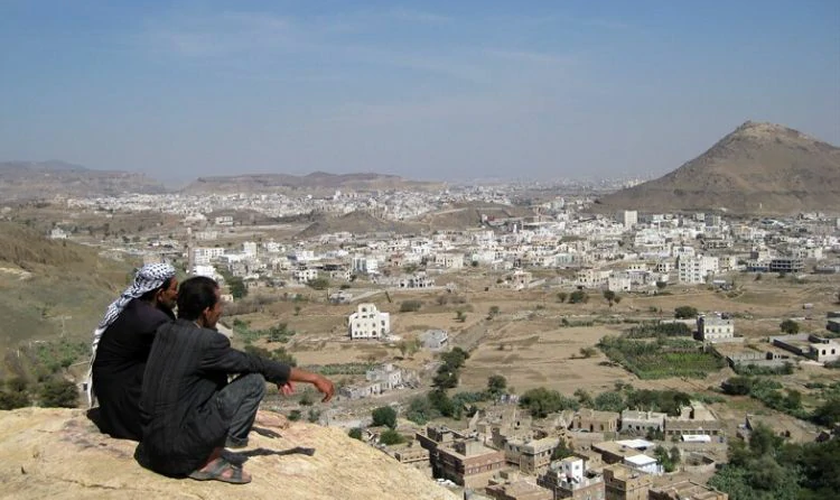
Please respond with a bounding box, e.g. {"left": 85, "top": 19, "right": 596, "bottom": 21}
{"left": 199, "top": 332, "right": 291, "bottom": 385}
{"left": 286, "top": 367, "right": 335, "bottom": 402}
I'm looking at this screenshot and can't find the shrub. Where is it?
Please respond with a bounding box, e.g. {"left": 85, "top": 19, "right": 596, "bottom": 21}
{"left": 372, "top": 406, "right": 398, "bottom": 429}
{"left": 38, "top": 379, "right": 78, "bottom": 408}
{"left": 379, "top": 429, "right": 406, "bottom": 446}
{"left": 674, "top": 306, "right": 699, "bottom": 319}
{"left": 348, "top": 427, "right": 363, "bottom": 440}
{"left": 400, "top": 300, "right": 423, "bottom": 312}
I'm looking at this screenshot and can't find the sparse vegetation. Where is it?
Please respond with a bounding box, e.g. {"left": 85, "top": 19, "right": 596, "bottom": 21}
{"left": 625, "top": 322, "right": 693, "bottom": 338}
{"left": 400, "top": 300, "right": 423, "bottom": 312}
{"left": 379, "top": 429, "right": 406, "bottom": 446}
{"left": 519, "top": 387, "right": 580, "bottom": 418}
{"left": 568, "top": 290, "right": 589, "bottom": 304}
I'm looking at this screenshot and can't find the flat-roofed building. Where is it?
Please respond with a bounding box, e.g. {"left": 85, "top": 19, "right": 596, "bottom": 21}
{"left": 537, "top": 457, "right": 605, "bottom": 500}
{"left": 436, "top": 440, "right": 506, "bottom": 489}
{"left": 602, "top": 464, "right": 652, "bottom": 500}
{"left": 572, "top": 409, "right": 620, "bottom": 434}
{"left": 620, "top": 410, "right": 666, "bottom": 434}
{"left": 649, "top": 480, "right": 728, "bottom": 500}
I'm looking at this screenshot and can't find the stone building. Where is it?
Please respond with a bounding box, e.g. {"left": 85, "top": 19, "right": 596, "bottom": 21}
{"left": 602, "top": 464, "right": 652, "bottom": 500}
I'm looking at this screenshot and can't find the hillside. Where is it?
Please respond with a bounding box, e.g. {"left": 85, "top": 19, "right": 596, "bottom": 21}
{"left": 594, "top": 121, "right": 840, "bottom": 214}
{"left": 296, "top": 210, "right": 421, "bottom": 239}
{"left": 0, "top": 408, "right": 457, "bottom": 500}
{"left": 0, "top": 222, "right": 136, "bottom": 375}
{"left": 0, "top": 161, "right": 166, "bottom": 201}
{"left": 183, "top": 172, "right": 445, "bottom": 195}
{"left": 415, "top": 202, "right": 537, "bottom": 229}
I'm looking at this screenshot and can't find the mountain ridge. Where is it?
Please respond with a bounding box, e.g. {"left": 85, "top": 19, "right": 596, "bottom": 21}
{"left": 594, "top": 121, "right": 840, "bottom": 214}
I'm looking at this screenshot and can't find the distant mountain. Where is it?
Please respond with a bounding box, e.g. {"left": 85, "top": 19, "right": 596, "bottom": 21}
{"left": 0, "top": 161, "right": 167, "bottom": 201}
{"left": 594, "top": 121, "right": 840, "bottom": 214}
{"left": 182, "top": 172, "right": 445, "bottom": 194}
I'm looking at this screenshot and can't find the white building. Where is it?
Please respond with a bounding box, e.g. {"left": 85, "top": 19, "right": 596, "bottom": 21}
{"left": 353, "top": 256, "right": 379, "bottom": 275}
{"left": 49, "top": 228, "right": 68, "bottom": 240}
{"left": 677, "top": 255, "right": 718, "bottom": 284}
{"left": 435, "top": 252, "right": 464, "bottom": 269}
{"left": 292, "top": 268, "right": 319, "bottom": 284}
{"left": 697, "top": 316, "right": 735, "bottom": 343}
{"left": 193, "top": 247, "right": 225, "bottom": 265}
{"left": 617, "top": 210, "right": 638, "bottom": 229}
{"left": 348, "top": 303, "right": 391, "bottom": 340}
{"left": 243, "top": 241, "right": 258, "bottom": 257}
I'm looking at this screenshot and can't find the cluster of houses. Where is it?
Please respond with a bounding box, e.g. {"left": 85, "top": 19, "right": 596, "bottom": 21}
{"left": 393, "top": 401, "right": 726, "bottom": 500}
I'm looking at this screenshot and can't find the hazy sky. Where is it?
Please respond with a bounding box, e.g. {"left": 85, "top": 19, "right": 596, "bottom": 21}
{"left": 1, "top": 1, "right": 838, "bottom": 184}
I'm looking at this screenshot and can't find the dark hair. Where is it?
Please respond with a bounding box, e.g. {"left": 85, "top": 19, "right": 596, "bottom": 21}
{"left": 140, "top": 277, "right": 174, "bottom": 302}
{"left": 177, "top": 276, "right": 219, "bottom": 321}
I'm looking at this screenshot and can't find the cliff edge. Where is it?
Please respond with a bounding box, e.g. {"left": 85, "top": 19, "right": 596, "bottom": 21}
{"left": 0, "top": 408, "right": 457, "bottom": 500}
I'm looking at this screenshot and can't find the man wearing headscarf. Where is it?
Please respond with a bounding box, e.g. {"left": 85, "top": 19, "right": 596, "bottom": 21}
{"left": 87, "top": 262, "right": 178, "bottom": 440}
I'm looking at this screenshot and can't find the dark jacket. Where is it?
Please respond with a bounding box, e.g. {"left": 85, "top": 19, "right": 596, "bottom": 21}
{"left": 136, "top": 319, "right": 291, "bottom": 477}
{"left": 92, "top": 299, "right": 175, "bottom": 440}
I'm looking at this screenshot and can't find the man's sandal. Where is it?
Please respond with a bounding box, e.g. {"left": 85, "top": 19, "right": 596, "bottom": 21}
{"left": 188, "top": 457, "right": 251, "bottom": 484}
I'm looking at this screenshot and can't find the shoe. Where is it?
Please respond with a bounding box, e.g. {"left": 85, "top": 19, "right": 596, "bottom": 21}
{"left": 188, "top": 457, "right": 251, "bottom": 484}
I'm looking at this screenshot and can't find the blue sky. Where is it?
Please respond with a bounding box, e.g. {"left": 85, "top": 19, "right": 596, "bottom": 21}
{"left": 0, "top": 1, "right": 838, "bottom": 184}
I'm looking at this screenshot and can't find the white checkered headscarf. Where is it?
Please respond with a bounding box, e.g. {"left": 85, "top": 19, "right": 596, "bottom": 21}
{"left": 85, "top": 262, "right": 176, "bottom": 407}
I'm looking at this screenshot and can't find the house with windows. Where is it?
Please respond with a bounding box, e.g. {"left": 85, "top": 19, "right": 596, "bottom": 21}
{"left": 348, "top": 303, "right": 390, "bottom": 340}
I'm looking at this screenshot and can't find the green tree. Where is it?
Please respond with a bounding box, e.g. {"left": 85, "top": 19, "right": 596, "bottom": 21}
{"left": 551, "top": 438, "right": 574, "bottom": 460}
{"left": 487, "top": 375, "right": 507, "bottom": 398}
{"left": 594, "top": 391, "right": 625, "bottom": 412}
{"left": 574, "top": 388, "right": 593, "bottom": 407}
{"left": 603, "top": 290, "right": 617, "bottom": 307}
{"left": 488, "top": 305, "right": 500, "bottom": 319}
{"left": 348, "top": 427, "right": 363, "bottom": 440}
{"left": 656, "top": 281, "right": 668, "bottom": 290}
{"left": 372, "top": 406, "right": 398, "bottom": 429}
{"left": 288, "top": 409, "right": 302, "bottom": 421}
{"left": 379, "top": 429, "right": 406, "bottom": 446}
{"left": 779, "top": 319, "right": 799, "bottom": 335}
{"left": 674, "top": 306, "right": 699, "bottom": 319}
{"left": 722, "top": 376, "right": 754, "bottom": 396}
{"left": 519, "top": 387, "right": 579, "bottom": 418}
{"left": 455, "top": 310, "right": 467, "bottom": 322}
{"left": 557, "top": 292, "right": 568, "bottom": 303}
{"left": 568, "top": 290, "right": 588, "bottom": 304}
{"left": 228, "top": 276, "right": 248, "bottom": 299}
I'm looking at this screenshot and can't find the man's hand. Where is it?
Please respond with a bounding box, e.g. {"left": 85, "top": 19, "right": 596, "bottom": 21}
{"left": 313, "top": 375, "right": 335, "bottom": 403}
{"left": 277, "top": 382, "right": 295, "bottom": 396}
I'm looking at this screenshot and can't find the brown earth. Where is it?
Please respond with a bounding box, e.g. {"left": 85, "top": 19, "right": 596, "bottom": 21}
{"left": 594, "top": 121, "right": 840, "bottom": 215}
{"left": 0, "top": 407, "right": 457, "bottom": 500}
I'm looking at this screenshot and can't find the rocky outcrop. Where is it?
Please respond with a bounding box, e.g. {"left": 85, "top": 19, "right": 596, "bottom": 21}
{"left": 0, "top": 408, "right": 458, "bottom": 500}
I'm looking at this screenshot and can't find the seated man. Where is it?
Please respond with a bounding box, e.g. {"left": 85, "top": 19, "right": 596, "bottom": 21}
{"left": 136, "top": 276, "right": 335, "bottom": 484}
{"left": 88, "top": 262, "right": 178, "bottom": 440}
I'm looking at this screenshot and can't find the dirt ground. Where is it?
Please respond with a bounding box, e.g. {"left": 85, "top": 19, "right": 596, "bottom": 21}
{"left": 230, "top": 271, "right": 840, "bottom": 403}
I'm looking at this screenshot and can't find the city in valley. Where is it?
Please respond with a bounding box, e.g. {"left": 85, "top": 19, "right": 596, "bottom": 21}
{"left": 3, "top": 178, "right": 839, "bottom": 500}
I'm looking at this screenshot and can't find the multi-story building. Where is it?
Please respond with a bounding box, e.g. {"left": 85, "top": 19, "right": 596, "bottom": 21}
{"left": 504, "top": 436, "right": 559, "bottom": 475}
{"left": 348, "top": 303, "right": 390, "bottom": 340}
{"left": 677, "top": 255, "right": 718, "bottom": 284}
{"left": 768, "top": 257, "right": 804, "bottom": 274}
{"left": 696, "top": 316, "right": 735, "bottom": 343}
{"left": 436, "top": 440, "right": 506, "bottom": 489}
{"left": 664, "top": 402, "right": 722, "bottom": 439}
{"left": 571, "top": 410, "right": 620, "bottom": 434}
{"left": 602, "top": 464, "right": 652, "bottom": 500}
{"left": 537, "top": 457, "right": 605, "bottom": 500}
